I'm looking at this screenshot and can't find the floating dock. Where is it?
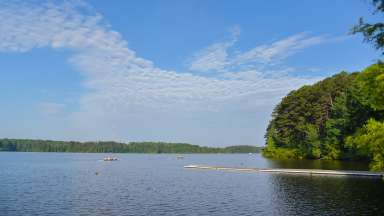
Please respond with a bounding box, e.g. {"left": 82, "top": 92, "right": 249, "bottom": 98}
{"left": 184, "top": 165, "right": 384, "bottom": 179}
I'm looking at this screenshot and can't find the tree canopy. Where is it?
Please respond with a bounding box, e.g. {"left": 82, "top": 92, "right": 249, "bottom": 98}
{"left": 346, "top": 119, "right": 384, "bottom": 171}
{"left": 263, "top": 64, "right": 384, "bottom": 170}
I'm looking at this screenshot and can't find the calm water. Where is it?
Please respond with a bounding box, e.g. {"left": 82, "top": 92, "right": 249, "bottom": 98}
{"left": 1, "top": 152, "right": 383, "bottom": 216}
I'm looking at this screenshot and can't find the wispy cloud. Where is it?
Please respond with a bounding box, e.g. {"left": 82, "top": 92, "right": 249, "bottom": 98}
{"left": 0, "top": 0, "right": 323, "bottom": 145}
{"left": 188, "top": 26, "right": 241, "bottom": 72}
{"left": 235, "top": 33, "right": 326, "bottom": 64}
{"left": 189, "top": 31, "right": 329, "bottom": 73}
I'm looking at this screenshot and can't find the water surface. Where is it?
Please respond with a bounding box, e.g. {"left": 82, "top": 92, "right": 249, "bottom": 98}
{"left": 1, "top": 152, "right": 383, "bottom": 215}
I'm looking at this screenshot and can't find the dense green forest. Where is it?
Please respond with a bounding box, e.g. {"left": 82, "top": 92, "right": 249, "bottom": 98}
{"left": 263, "top": 63, "right": 384, "bottom": 170}
{"left": 0, "top": 138, "right": 262, "bottom": 154}
{"left": 263, "top": 0, "right": 384, "bottom": 170}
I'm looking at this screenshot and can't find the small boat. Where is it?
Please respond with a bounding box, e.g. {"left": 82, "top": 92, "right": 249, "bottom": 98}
{"left": 184, "top": 164, "right": 198, "bottom": 168}
{"left": 176, "top": 155, "right": 184, "bottom": 160}
{"left": 103, "top": 156, "right": 118, "bottom": 161}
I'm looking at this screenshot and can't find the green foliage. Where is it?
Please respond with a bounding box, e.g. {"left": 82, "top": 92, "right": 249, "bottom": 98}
{"left": 265, "top": 72, "right": 355, "bottom": 157}
{"left": 222, "top": 145, "right": 262, "bottom": 153}
{"left": 265, "top": 1, "right": 384, "bottom": 169}
{"left": 353, "top": 64, "right": 384, "bottom": 111}
{"left": 262, "top": 146, "right": 300, "bottom": 159}
{"left": 264, "top": 63, "right": 384, "bottom": 170}
{"left": 0, "top": 139, "right": 262, "bottom": 154}
{"left": 351, "top": 0, "right": 384, "bottom": 52}
{"left": 303, "top": 124, "right": 321, "bottom": 159}
{"left": 346, "top": 119, "right": 384, "bottom": 171}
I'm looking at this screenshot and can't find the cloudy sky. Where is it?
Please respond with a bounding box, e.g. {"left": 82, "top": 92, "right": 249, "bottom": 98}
{"left": 0, "top": 0, "right": 380, "bottom": 146}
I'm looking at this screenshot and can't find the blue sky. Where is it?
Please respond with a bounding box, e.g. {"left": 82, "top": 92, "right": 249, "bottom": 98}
{"left": 88, "top": 0, "right": 379, "bottom": 73}
{"left": 0, "top": 0, "right": 381, "bottom": 146}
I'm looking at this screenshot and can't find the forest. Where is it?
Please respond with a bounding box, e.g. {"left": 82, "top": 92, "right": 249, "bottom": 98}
{"left": 263, "top": 0, "right": 384, "bottom": 171}
{"left": 0, "top": 138, "right": 262, "bottom": 154}
{"left": 263, "top": 63, "right": 384, "bottom": 170}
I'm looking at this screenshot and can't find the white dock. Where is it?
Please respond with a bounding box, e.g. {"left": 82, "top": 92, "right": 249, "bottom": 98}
{"left": 184, "top": 165, "right": 384, "bottom": 179}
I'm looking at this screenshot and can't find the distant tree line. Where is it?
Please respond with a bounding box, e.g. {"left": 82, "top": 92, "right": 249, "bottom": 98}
{"left": 0, "top": 139, "right": 262, "bottom": 154}
{"left": 263, "top": 64, "right": 384, "bottom": 170}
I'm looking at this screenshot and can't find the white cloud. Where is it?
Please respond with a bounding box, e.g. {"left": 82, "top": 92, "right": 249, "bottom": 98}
{"left": 0, "top": 0, "right": 322, "bottom": 146}
{"left": 235, "top": 33, "right": 326, "bottom": 64}
{"left": 188, "top": 26, "right": 240, "bottom": 72}
{"left": 189, "top": 31, "right": 328, "bottom": 73}
{"left": 188, "top": 42, "right": 231, "bottom": 72}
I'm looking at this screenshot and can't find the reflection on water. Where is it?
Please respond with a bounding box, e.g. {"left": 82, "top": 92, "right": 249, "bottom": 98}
{"left": 269, "top": 175, "right": 384, "bottom": 215}
{"left": 266, "top": 158, "right": 370, "bottom": 171}
{"left": 0, "top": 152, "right": 383, "bottom": 215}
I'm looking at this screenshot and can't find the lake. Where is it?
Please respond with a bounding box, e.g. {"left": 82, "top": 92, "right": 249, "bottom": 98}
{"left": 1, "top": 152, "right": 383, "bottom": 215}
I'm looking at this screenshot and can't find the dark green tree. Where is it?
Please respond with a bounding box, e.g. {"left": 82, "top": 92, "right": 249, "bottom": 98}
{"left": 263, "top": 63, "right": 384, "bottom": 170}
